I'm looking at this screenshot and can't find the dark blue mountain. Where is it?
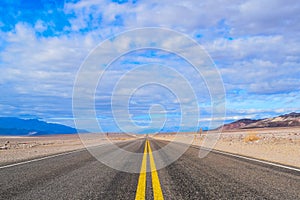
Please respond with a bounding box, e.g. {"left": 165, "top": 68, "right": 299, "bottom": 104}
{"left": 0, "top": 117, "right": 87, "bottom": 136}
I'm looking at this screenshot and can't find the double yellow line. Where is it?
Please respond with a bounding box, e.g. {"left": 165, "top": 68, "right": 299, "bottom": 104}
{"left": 135, "top": 140, "right": 164, "bottom": 200}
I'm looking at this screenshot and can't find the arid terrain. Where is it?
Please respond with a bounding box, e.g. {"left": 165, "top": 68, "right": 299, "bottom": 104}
{"left": 155, "top": 127, "right": 300, "bottom": 168}
{"left": 0, "top": 134, "right": 135, "bottom": 165}
{"left": 1, "top": 127, "right": 300, "bottom": 168}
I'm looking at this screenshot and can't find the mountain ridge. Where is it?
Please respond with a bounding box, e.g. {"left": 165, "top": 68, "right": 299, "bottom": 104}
{"left": 0, "top": 117, "right": 87, "bottom": 136}
{"left": 219, "top": 112, "right": 300, "bottom": 131}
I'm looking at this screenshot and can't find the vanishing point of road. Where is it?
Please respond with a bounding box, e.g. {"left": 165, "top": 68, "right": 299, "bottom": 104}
{"left": 0, "top": 138, "right": 300, "bottom": 199}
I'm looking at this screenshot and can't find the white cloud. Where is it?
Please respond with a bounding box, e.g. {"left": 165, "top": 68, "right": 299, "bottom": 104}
{"left": 34, "top": 20, "right": 47, "bottom": 32}
{"left": 0, "top": 0, "right": 299, "bottom": 130}
{"left": 230, "top": 0, "right": 300, "bottom": 35}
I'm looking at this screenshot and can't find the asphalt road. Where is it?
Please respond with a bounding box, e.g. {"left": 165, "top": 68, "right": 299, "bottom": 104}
{"left": 0, "top": 138, "right": 300, "bottom": 200}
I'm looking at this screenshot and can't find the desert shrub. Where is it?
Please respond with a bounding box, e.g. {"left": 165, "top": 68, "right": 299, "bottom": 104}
{"left": 244, "top": 132, "right": 260, "bottom": 143}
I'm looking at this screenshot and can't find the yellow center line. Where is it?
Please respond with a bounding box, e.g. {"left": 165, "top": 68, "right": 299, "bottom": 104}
{"left": 147, "top": 140, "right": 164, "bottom": 200}
{"left": 135, "top": 140, "right": 148, "bottom": 200}
{"left": 135, "top": 139, "right": 164, "bottom": 200}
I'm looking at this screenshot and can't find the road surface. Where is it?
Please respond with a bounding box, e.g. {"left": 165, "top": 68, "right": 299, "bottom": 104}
{"left": 0, "top": 138, "right": 300, "bottom": 199}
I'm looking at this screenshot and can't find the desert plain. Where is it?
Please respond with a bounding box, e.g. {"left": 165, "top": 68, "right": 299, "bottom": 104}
{"left": 1, "top": 127, "right": 300, "bottom": 168}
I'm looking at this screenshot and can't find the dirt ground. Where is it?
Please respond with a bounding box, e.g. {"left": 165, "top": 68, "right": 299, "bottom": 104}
{"left": 1, "top": 127, "right": 300, "bottom": 168}
{"left": 0, "top": 134, "right": 135, "bottom": 165}
{"left": 154, "top": 127, "right": 300, "bottom": 168}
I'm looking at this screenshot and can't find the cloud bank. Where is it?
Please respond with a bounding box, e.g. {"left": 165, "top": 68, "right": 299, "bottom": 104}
{"left": 0, "top": 0, "right": 299, "bottom": 132}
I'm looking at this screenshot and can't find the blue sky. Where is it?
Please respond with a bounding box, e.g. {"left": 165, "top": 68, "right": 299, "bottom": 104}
{"left": 0, "top": 0, "right": 299, "bottom": 133}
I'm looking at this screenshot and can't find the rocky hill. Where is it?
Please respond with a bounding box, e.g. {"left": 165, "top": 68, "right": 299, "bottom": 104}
{"left": 220, "top": 112, "right": 300, "bottom": 130}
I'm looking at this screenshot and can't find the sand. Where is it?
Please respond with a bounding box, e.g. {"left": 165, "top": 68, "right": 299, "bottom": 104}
{"left": 0, "top": 134, "right": 135, "bottom": 165}
{"left": 1, "top": 127, "right": 300, "bottom": 168}
{"left": 154, "top": 127, "right": 300, "bottom": 168}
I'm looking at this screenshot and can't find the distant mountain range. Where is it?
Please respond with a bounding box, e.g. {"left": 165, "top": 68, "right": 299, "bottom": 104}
{"left": 0, "top": 117, "right": 88, "bottom": 136}
{"left": 2, "top": 112, "right": 299, "bottom": 135}
{"left": 219, "top": 112, "right": 300, "bottom": 131}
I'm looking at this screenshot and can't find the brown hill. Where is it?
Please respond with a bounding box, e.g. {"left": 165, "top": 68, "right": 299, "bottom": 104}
{"left": 219, "top": 112, "right": 300, "bottom": 130}
{"left": 220, "top": 119, "right": 261, "bottom": 131}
